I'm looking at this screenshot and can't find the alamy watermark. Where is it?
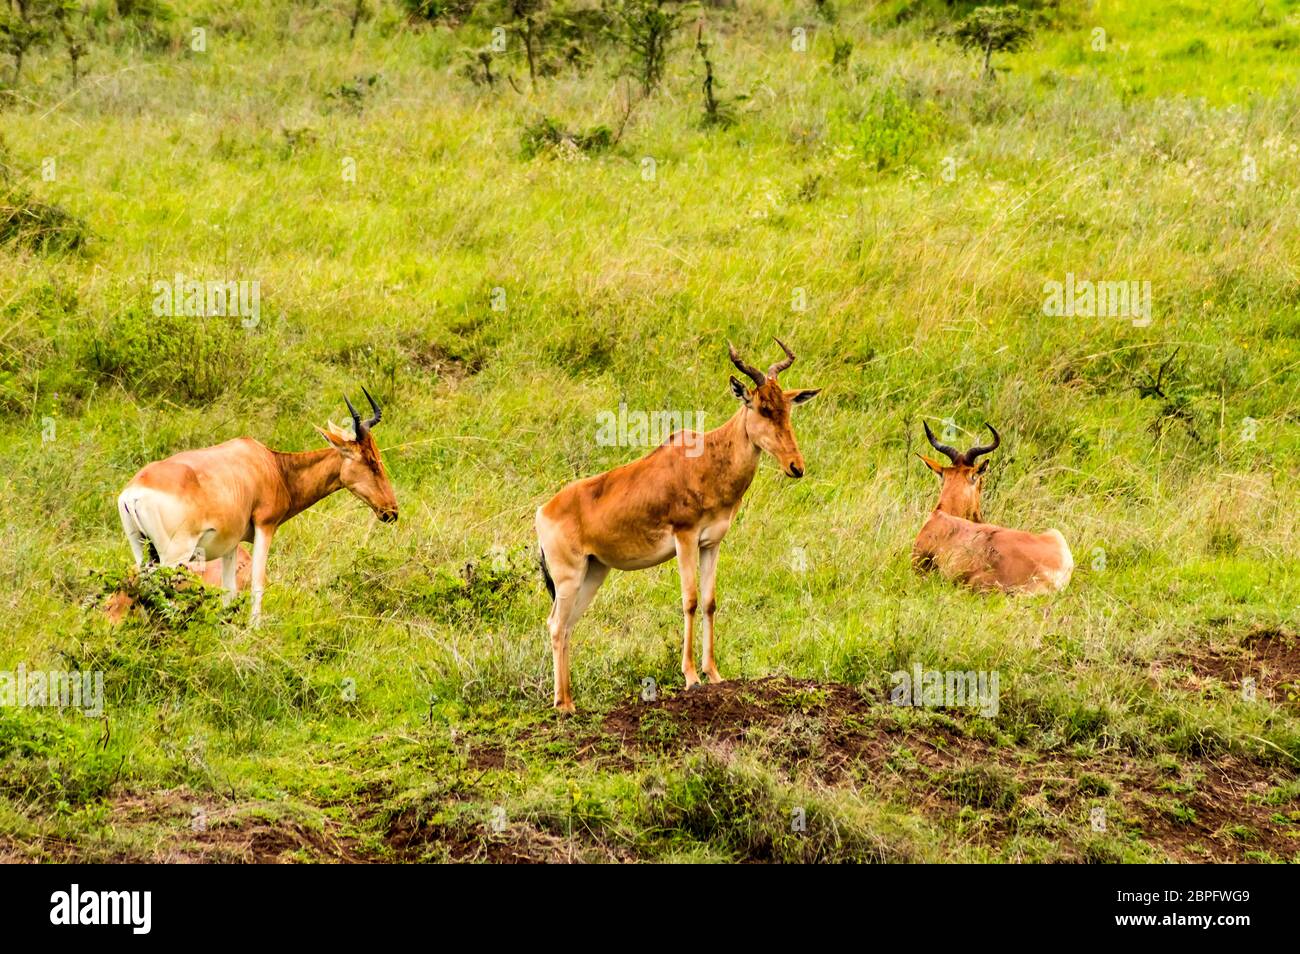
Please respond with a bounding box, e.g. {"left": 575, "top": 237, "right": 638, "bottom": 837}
{"left": 890, "top": 664, "right": 999, "bottom": 717}
{"left": 595, "top": 403, "right": 706, "bottom": 458}
{"left": 152, "top": 272, "right": 261, "bottom": 328}
{"left": 1043, "top": 273, "right": 1151, "bottom": 327}
{"left": 50, "top": 885, "right": 150, "bottom": 934}
{"left": 1, "top": 664, "right": 104, "bottom": 717}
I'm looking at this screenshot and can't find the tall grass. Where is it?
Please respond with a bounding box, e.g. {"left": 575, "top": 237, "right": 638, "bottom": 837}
{"left": 0, "top": 0, "right": 1296, "bottom": 861}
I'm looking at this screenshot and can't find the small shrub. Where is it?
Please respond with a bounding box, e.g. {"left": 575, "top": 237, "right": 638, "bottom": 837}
{"left": 829, "top": 32, "right": 852, "bottom": 73}
{"left": 334, "top": 547, "right": 535, "bottom": 625}
{"left": 90, "top": 563, "right": 242, "bottom": 634}
{"left": 520, "top": 116, "right": 613, "bottom": 159}
{"left": 0, "top": 183, "right": 88, "bottom": 253}
{"left": 944, "top": 764, "right": 1021, "bottom": 810}
{"left": 400, "top": 0, "right": 478, "bottom": 24}
{"left": 943, "top": 5, "right": 1033, "bottom": 81}
{"left": 79, "top": 306, "right": 253, "bottom": 404}
{"left": 326, "top": 73, "right": 381, "bottom": 114}
{"left": 0, "top": 709, "right": 122, "bottom": 809}
{"left": 606, "top": 0, "right": 685, "bottom": 96}
{"left": 850, "top": 87, "right": 928, "bottom": 171}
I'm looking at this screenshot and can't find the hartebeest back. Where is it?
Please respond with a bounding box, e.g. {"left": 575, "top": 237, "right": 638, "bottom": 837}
{"left": 536, "top": 339, "right": 821, "bottom": 712}
{"left": 117, "top": 388, "right": 397, "bottom": 622}
{"left": 912, "top": 422, "right": 1073, "bottom": 594}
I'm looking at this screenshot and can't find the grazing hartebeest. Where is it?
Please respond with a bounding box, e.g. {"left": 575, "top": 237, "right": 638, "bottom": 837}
{"left": 117, "top": 389, "right": 397, "bottom": 622}
{"left": 912, "top": 422, "right": 1073, "bottom": 594}
{"left": 536, "top": 340, "right": 821, "bottom": 712}
{"left": 104, "top": 545, "right": 253, "bottom": 624}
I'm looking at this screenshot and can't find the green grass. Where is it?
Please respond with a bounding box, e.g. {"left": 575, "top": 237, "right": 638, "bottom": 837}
{"left": 0, "top": 0, "right": 1297, "bottom": 862}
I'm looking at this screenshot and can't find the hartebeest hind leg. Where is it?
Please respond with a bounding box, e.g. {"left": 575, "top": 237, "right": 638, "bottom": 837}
{"left": 544, "top": 556, "right": 608, "bottom": 713}
{"left": 675, "top": 533, "right": 702, "bottom": 690}
{"left": 698, "top": 544, "right": 723, "bottom": 683}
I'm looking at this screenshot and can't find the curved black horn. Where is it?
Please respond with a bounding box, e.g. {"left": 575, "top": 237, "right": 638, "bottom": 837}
{"left": 923, "top": 421, "right": 962, "bottom": 465}
{"left": 344, "top": 393, "right": 364, "bottom": 436}
{"left": 728, "top": 342, "right": 766, "bottom": 388}
{"left": 766, "top": 337, "right": 795, "bottom": 378}
{"left": 361, "top": 385, "right": 382, "bottom": 429}
{"left": 964, "top": 423, "right": 1000, "bottom": 464}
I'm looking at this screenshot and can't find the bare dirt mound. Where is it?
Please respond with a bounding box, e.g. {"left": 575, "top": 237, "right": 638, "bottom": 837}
{"left": 597, "top": 675, "right": 973, "bottom": 779}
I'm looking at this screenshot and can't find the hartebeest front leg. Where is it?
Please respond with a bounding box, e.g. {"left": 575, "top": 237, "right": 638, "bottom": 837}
{"left": 698, "top": 544, "right": 723, "bottom": 683}
{"left": 249, "top": 523, "right": 276, "bottom": 624}
{"left": 675, "top": 532, "right": 701, "bottom": 690}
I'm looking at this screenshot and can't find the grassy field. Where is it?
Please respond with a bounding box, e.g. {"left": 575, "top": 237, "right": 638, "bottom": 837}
{"left": 1, "top": 0, "right": 1298, "bottom": 862}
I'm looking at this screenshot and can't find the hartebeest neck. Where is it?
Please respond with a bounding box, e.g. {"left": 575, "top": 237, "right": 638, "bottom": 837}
{"left": 273, "top": 448, "right": 344, "bottom": 522}
{"left": 934, "top": 483, "right": 983, "bottom": 523}
{"left": 700, "top": 406, "right": 763, "bottom": 506}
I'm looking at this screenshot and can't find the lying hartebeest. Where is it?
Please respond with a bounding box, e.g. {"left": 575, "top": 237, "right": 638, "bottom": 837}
{"left": 536, "top": 340, "right": 821, "bottom": 712}
{"left": 104, "top": 545, "right": 253, "bottom": 624}
{"left": 912, "top": 422, "right": 1073, "bottom": 594}
{"left": 117, "top": 389, "right": 397, "bottom": 622}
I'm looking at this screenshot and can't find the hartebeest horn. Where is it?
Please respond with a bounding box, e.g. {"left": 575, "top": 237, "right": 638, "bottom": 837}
{"left": 767, "top": 337, "right": 795, "bottom": 378}
{"left": 344, "top": 393, "right": 364, "bottom": 437}
{"left": 343, "top": 387, "right": 382, "bottom": 437}
{"left": 728, "top": 342, "right": 767, "bottom": 388}
{"left": 360, "top": 385, "right": 382, "bottom": 429}
{"left": 964, "top": 423, "right": 1000, "bottom": 464}
{"left": 923, "top": 421, "right": 962, "bottom": 465}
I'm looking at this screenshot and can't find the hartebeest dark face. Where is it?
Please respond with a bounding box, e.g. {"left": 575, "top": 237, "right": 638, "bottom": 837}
{"left": 728, "top": 340, "right": 820, "bottom": 478}
{"left": 317, "top": 388, "right": 399, "bottom": 523}
{"left": 917, "top": 421, "right": 1000, "bottom": 522}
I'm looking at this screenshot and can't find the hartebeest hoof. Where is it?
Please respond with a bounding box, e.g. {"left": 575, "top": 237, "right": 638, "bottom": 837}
{"left": 685, "top": 680, "right": 703, "bottom": 691}
{"left": 554, "top": 700, "right": 576, "bottom": 715}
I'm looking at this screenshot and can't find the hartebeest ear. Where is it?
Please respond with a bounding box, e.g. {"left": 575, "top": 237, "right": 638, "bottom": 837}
{"left": 916, "top": 453, "right": 945, "bottom": 477}
{"left": 316, "top": 425, "right": 360, "bottom": 458}
{"left": 786, "top": 388, "right": 820, "bottom": 406}
{"left": 975, "top": 459, "right": 990, "bottom": 475}
{"left": 729, "top": 375, "right": 751, "bottom": 404}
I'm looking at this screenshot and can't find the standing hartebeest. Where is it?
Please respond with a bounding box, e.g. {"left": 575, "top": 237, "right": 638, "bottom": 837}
{"left": 536, "top": 339, "right": 821, "bottom": 712}
{"left": 912, "top": 422, "right": 1073, "bottom": 594}
{"left": 117, "top": 389, "right": 398, "bottom": 622}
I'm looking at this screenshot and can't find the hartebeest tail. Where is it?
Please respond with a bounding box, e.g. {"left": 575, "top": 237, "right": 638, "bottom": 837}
{"left": 912, "top": 422, "right": 1073, "bottom": 594}
{"left": 536, "top": 339, "right": 821, "bottom": 712}
{"left": 117, "top": 388, "right": 397, "bottom": 623}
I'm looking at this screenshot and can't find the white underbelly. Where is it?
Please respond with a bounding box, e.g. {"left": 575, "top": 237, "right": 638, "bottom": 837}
{"left": 119, "top": 486, "right": 243, "bottom": 564}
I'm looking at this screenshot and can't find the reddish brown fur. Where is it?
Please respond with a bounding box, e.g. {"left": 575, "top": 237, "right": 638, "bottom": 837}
{"left": 537, "top": 342, "right": 820, "bottom": 712}
{"left": 117, "top": 397, "right": 396, "bottom": 622}
{"left": 912, "top": 439, "right": 1073, "bottom": 595}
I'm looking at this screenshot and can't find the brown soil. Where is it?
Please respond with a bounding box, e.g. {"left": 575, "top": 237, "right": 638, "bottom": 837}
{"left": 1170, "top": 625, "right": 1300, "bottom": 705}
{"left": 385, "top": 812, "right": 575, "bottom": 863}
{"left": 6, "top": 677, "right": 1295, "bottom": 864}
{"left": 2, "top": 789, "right": 368, "bottom": 863}
{"left": 587, "top": 676, "right": 1299, "bottom": 863}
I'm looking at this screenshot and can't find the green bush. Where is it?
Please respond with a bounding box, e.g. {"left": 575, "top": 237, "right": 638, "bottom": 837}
{"left": 79, "top": 306, "right": 254, "bottom": 405}
{"left": 849, "top": 87, "right": 930, "bottom": 171}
